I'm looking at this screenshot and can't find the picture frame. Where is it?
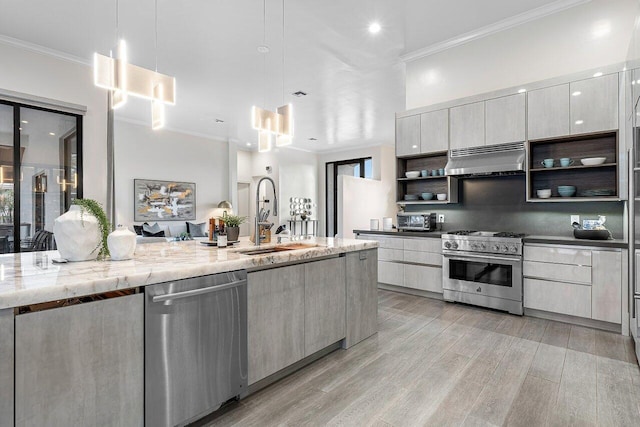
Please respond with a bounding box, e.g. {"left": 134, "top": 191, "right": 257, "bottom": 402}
{"left": 134, "top": 179, "right": 196, "bottom": 221}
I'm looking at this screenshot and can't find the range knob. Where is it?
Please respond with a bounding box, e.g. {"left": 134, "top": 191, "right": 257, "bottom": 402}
{"left": 444, "top": 241, "right": 451, "bottom": 249}
{"left": 470, "top": 243, "right": 478, "bottom": 250}
{"left": 451, "top": 242, "right": 459, "bottom": 249}
{"left": 492, "top": 245, "right": 500, "bottom": 252}
{"left": 510, "top": 246, "right": 518, "bottom": 253}
{"left": 501, "top": 245, "right": 509, "bottom": 253}
{"left": 479, "top": 243, "right": 486, "bottom": 250}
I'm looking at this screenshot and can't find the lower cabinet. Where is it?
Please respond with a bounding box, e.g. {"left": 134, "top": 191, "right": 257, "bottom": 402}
{"left": 0, "top": 309, "right": 13, "bottom": 427}
{"left": 247, "top": 264, "right": 305, "bottom": 384}
{"left": 403, "top": 263, "right": 443, "bottom": 293}
{"left": 345, "top": 249, "right": 378, "bottom": 348}
{"left": 14, "top": 294, "right": 144, "bottom": 427}
{"left": 592, "top": 250, "right": 622, "bottom": 324}
{"left": 378, "top": 260, "right": 404, "bottom": 286}
{"left": 524, "top": 278, "right": 592, "bottom": 318}
{"left": 304, "top": 257, "right": 346, "bottom": 356}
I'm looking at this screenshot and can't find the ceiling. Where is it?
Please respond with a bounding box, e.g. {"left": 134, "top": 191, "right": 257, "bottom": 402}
{"left": 0, "top": 0, "right": 586, "bottom": 152}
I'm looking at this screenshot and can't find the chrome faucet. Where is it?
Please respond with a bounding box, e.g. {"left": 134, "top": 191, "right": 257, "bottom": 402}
{"left": 255, "top": 177, "right": 278, "bottom": 247}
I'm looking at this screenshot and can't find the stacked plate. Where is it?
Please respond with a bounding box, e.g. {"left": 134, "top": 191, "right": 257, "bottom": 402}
{"left": 404, "top": 194, "right": 419, "bottom": 201}
{"left": 578, "top": 189, "right": 615, "bottom": 197}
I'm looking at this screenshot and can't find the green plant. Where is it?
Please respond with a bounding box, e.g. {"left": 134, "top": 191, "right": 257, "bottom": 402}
{"left": 218, "top": 214, "right": 247, "bottom": 228}
{"left": 73, "top": 199, "right": 110, "bottom": 259}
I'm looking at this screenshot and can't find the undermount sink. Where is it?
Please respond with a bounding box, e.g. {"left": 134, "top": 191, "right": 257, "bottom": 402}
{"left": 237, "top": 243, "right": 317, "bottom": 256}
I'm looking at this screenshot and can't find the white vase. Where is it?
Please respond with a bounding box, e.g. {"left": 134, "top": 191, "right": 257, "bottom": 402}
{"left": 108, "top": 226, "right": 137, "bottom": 261}
{"left": 53, "top": 205, "right": 102, "bottom": 261}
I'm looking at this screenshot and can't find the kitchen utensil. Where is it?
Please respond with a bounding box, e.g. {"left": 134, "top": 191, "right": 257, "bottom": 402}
{"left": 559, "top": 158, "right": 573, "bottom": 167}
{"left": 370, "top": 219, "right": 379, "bottom": 230}
{"left": 541, "top": 159, "right": 554, "bottom": 168}
{"left": 421, "top": 192, "right": 433, "bottom": 200}
{"left": 574, "top": 229, "right": 611, "bottom": 240}
{"left": 580, "top": 157, "right": 606, "bottom": 166}
{"left": 420, "top": 170, "right": 428, "bottom": 177}
{"left": 437, "top": 193, "right": 447, "bottom": 201}
{"left": 404, "top": 194, "right": 419, "bottom": 201}
{"left": 405, "top": 171, "right": 420, "bottom": 178}
{"left": 382, "top": 217, "right": 393, "bottom": 231}
{"left": 431, "top": 169, "right": 438, "bottom": 176}
{"left": 536, "top": 189, "right": 552, "bottom": 198}
{"left": 557, "top": 185, "right": 576, "bottom": 197}
{"left": 438, "top": 168, "right": 445, "bottom": 176}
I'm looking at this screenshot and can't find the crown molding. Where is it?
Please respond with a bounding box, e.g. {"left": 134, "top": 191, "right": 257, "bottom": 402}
{"left": 0, "top": 34, "right": 91, "bottom": 66}
{"left": 400, "top": 0, "right": 592, "bottom": 63}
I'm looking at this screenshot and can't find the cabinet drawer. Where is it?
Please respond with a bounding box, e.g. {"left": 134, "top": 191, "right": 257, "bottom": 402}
{"left": 378, "top": 261, "right": 403, "bottom": 286}
{"left": 403, "top": 264, "right": 442, "bottom": 293}
{"left": 524, "top": 260, "right": 591, "bottom": 285}
{"left": 403, "top": 238, "right": 441, "bottom": 253}
{"left": 378, "top": 248, "right": 403, "bottom": 262}
{"left": 403, "top": 250, "right": 441, "bottom": 267}
{"left": 524, "top": 278, "right": 591, "bottom": 318}
{"left": 524, "top": 245, "right": 591, "bottom": 266}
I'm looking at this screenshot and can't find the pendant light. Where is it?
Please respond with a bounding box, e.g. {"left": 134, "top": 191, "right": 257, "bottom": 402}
{"left": 251, "top": 0, "right": 293, "bottom": 152}
{"left": 94, "top": 0, "right": 176, "bottom": 129}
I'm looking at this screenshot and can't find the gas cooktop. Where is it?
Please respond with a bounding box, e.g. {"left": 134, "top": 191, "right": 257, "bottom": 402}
{"left": 445, "top": 230, "right": 525, "bottom": 239}
{"left": 442, "top": 230, "right": 525, "bottom": 255}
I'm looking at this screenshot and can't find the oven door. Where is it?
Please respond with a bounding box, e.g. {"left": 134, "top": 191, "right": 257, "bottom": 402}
{"left": 442, "top": 250, "right": 522, "bottom": 301}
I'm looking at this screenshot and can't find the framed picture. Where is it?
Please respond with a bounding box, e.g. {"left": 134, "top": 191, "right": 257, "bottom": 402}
{"left": 134, "top": 179, "right": 196, "bottom": 221}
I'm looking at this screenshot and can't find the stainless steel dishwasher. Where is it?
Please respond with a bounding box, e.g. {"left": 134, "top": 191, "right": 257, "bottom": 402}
{"left": 145, "top": 270, "right": 247, "bottom": 427}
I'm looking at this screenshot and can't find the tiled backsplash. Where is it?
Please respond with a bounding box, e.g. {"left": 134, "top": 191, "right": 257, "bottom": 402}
{"left": 404, "top": 175, "right": 624, "bottom": 238}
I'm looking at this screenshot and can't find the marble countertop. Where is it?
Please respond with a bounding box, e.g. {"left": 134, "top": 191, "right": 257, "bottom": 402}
{"left": 0, "top": 237, "right": 377, "bottom": 310}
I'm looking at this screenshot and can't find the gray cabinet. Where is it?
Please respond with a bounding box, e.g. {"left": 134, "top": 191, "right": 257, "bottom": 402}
{"left": 345, "top": 250, "right": 378, "bottom": 348}
{"left": 247, "top": 265, "right": 305, "bottom": 384}
{"left": 14, "top": 294, "right": 144, "bottom": 427}
{"left": 420, "top": 109, "right": 448, "bottom": 153}
{"left": 0, "top": 309, "right": 13, "bottom": 427}
{"left": 485, "top": 93, "right": 526, "bottom": 145}
{"left": 450, "top": 101, "right": 485, "bottom": 150}
{"left": 570, "top": 74, "right": 619, "bottom": 134}
{"left": 527, "top": 84, "right": 570, "bottom": 140}
{"left": 396, "top": 115, "right": 421, "bottom": 157}
{"left": 592, "top": 250, "right": 623, "bottom": 324}
{"left": 304, "top": 257, "right": 346, "bottom": 356}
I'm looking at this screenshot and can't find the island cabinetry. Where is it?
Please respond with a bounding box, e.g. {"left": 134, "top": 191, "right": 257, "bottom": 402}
{"left": 450, "top": 101, "right": 485, "bottom": 150}
{"left": 14, "top": 293, "right": 144, "bottom": 427}
{"left": 304, "top": 257, "right": 346, "bottom": 356}
{"left": 247, "top": 264, "right": 305, "bottom": 385}
{"left": 396, "top": 115, "right": 421, "bottom": 157}
{"left": 0, "top": 309, "right": 13, "bottom": 427}
{"left": 345, "top": 249, "right": 378, "bottom": 348}
{"left": 485, "top": 93, "right": 526, "bottom": 145}
{"left": 523, "top": 244, "right": 624, "bottom": 325}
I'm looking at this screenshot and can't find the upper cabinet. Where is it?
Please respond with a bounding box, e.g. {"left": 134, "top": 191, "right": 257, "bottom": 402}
{"left": 396, "top": 115, "right": 421, "bottom": 157}
{"left": 485, "top": 93, "right": 526, "bottom": 145}
{"left": 527, "top": 84, "right": 570, "bottom": 140}
{"left": 570, "top": 74, "right": 618, "bottom": 135}
{"left": 420, "top": 109, "right": 449, "bottom": 153}
{"left": 450, "top": 101, "right": 485, "bottom": 150}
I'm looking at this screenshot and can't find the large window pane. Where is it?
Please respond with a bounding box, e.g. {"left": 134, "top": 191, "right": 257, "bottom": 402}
{"left": 19, "top": 108, "right": 78, "bottom": 251}
{"left": 0, "top": 104, "right": 14, "bottom": 254}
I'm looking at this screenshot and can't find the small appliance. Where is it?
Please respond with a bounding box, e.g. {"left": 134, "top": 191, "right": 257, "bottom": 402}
{"left": 397, "top": 213, "right": 437, "bottom": 231}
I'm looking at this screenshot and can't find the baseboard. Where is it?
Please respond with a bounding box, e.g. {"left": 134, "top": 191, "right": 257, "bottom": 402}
{"left": 525, "top": 308, "right": 621, "bottom": 333}
{"left": 378, "top": 283, "right": 444, "bottom": 300}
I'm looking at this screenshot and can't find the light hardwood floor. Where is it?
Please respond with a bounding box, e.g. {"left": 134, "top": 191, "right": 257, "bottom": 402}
{"left": 201, "top": 290, "right": 640, "bottom": 427}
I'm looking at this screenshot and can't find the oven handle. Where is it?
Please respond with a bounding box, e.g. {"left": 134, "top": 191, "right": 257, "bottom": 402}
{"left": 443, "top": 251, "right": 521, "bottom": 263}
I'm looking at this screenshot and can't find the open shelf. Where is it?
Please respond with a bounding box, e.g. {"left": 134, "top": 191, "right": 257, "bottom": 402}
{"left": 397, "top": 176, "right": 447, "bottom": 181}
{"left": 396, "top": 152, "right": 459, "bottom": 204}
{"left": 397, "top": 200, "right": 451, "bottom": 205}
{"left": 527, "top": 131, "right": 619, "bottom": 202}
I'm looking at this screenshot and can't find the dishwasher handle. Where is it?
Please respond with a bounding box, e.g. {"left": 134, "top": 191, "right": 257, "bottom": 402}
{"left": 152, "top": 279, "right": 246, "bottom": 303}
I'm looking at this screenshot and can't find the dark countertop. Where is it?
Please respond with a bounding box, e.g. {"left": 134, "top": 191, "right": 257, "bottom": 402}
{"left": 524, "top": 235, "right": 628, "bottom": 249}
{"left": 354, "top": 229, "right": 443, "bottom": 238}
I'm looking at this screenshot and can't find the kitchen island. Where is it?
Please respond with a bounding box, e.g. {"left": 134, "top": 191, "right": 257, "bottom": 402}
{"left": 0, "top": 237, "right": 378, "bottom": 427}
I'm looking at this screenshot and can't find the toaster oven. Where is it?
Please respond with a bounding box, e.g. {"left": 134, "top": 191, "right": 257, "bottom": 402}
{"left": 397, "top": 213, "right": 437, "bottom": 231}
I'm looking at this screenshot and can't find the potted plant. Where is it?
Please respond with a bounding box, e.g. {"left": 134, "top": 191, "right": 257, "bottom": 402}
{"left": 53, "top": 199, "right": 110, "bottom": 261}
{"left": 219, "top": 214, "right": 246, "bottom": 242}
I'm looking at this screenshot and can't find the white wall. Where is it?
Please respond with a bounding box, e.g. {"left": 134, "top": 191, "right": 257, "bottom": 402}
{"left": 338, "top": 174, "right": 394, "bottom": 240}
{"left": 317, "top": 145, "right": 396, "bottom": 237}
{"left": 114, "top": 120, "right": 229, "bottom": 232}
{"left": 0, "top": 42, "right": 108, "bottom": 204}
{"left": 405, "top": 0, "right": 637, "bottom": 109}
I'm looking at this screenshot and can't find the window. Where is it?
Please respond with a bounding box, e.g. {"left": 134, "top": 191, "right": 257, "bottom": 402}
{"left": 0, "top": 100, "right": 82, "bottom": 253}
{"left": 325, "top": 157, "right": 372, "bottom": 237}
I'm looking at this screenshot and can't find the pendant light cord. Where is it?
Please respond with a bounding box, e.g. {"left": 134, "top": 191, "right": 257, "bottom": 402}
{"left": 263, "top": 0, "right": 266, "bottom": 108}
{"left": 114, "top": 0, "right": 119, "bottom": 46}
{"left": 155, "top": 0, "right": 158, "bottom": 72}
{"left": 282, "top": 0, "right": 285, "bottom": 104}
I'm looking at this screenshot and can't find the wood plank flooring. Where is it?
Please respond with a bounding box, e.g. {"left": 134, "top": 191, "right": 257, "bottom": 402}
{"left": 201, "top": 290, "right": 640, "bottom": 427}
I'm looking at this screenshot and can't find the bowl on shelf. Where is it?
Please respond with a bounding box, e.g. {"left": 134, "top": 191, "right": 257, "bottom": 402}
{"left": 580, "top": 157, "right": 607, "bottom": 166}
{"left": 404, "top": 194, "right": 419, "bottom": 201}
{"left": 557, "top": 185, "right": 576, "bottom": 197}
{"left": 405, "top": 171, "right": 420, "bottom": 178}
{"left": 436, "top": 193, "right": 447, "bottom": 201}
{"left": 421, "top": 192, "right": 433, "bottom": 200}
{"left": 536, "top": 189, "right": 552, "bottom": 199}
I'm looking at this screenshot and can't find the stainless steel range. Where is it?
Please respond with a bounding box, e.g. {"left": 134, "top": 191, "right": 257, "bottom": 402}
{"left": 442, "top": 230, "right": 524, "bottom": 315}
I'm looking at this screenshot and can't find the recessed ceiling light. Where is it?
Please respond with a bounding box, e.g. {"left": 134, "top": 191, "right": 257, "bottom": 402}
{"left": 308, "top": 137, "right": 317, "bottom": 141}
{"left": 593, "top": 72, "right": 603, "bottom": 77}
{"left": 572, "top": 91, "right": 582, "bottom": 96}
{"left": 518, "top": 88, "right": 527, "bottom": 93}
{"left": 575, "top": 120, "right": 584, "bottom": 125}
{"left": 292, "top": 91, "right": 307, "bottom": 97}
{"left": 257, "top": 45, "right": 270, "bottom": 54}
{"left": 215, "top": 118, "right": 225, "bottom": 123}
{"left": 49, "top": 132, "right": 55, "bottom": 136}
{"left": 21, "top": 120, "right": 28, "bottom": 124}
{"left": 368, "top": 22, "right": 381, "bottom": 34}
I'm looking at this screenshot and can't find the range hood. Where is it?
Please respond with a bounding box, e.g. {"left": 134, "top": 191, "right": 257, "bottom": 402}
{"left": 444, "top": 142, "right": 526, "bottom": 176}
